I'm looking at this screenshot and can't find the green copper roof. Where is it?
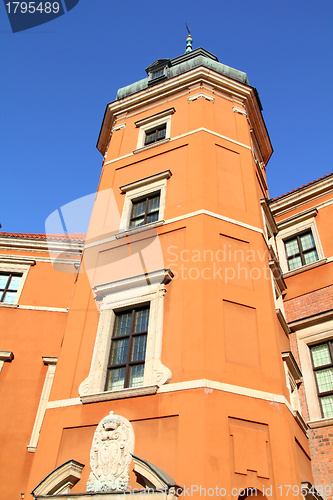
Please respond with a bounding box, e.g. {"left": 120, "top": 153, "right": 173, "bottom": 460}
{"left": 116, "top": 48, "right": 249, "bottom": 100}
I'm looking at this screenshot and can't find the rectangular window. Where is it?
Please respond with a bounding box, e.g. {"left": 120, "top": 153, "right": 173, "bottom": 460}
{"left": 0, "top": 272, "right": 23, "bottom": 304}
{"left": 144, "top": 124, "right": 166, "bottom": 146}
{"left": 105, "top": 306, "right": 149, "bottom": 391}
{"left": 310, "top": 341, "right": 333, "bottom": 418}
{"left": 284, "top": 230, "right": 319, "bottom": 271}
{"left": 129, "top": 193, "right": 160, "bottom": 228}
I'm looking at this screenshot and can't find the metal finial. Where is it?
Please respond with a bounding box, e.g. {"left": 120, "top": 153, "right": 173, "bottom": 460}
{"left": 185, "top": 23, "right": 192, "bottom": 53}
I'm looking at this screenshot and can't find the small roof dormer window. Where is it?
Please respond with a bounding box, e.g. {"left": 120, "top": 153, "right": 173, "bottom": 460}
{"left": 145, "top": 59, "right": 171, "bottom": 87}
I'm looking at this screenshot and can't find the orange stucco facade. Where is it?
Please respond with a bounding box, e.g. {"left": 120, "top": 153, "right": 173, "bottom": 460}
{"left": 2, "top": 46, "right": 330, "bottom": 499}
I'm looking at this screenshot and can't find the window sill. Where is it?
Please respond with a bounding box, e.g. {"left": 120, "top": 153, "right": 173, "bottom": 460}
{"left": 307, "top": 417, "right": 333, "bottom": 429}
{"left": 0, "top": 303, "right": 19, "bottom": 308}
{"left": 80, "top": 384, "right": 159, "bottom": 404}
{"left": 115, "top": 220, "right": 165, "bottom": 239}
{"left": 283, "top": 257, "right": 327, "bottom": 278}
{"left": 133, "top": 138, "right": 170, "bottom": 154}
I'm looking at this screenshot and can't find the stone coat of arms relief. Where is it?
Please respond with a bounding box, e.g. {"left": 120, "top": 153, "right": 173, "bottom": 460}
{"left": 87, "top": 411, "right": 134, "bottom": 492}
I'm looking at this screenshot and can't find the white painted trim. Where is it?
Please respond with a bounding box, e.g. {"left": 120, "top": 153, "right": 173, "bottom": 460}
{"left": 84, "top": 209, "right": 264, "bottom": 250}
{"left": 46, "top": 378, "right": 306, "bottom": 422}
{"left": 165, "top": 209, "right": 264, "bottom": 234}
{"left": 80, "top": 384, "right": 159, "bottom": 404}
{"left": 47, "top": 397, "right": 81, "bottom": 409}
{"left": 0, "top": 351, "right": 14, "bottom": 375}
{"left": 0, "top": 255, "right": 79, "bottom": 265}
{"left": 104, "top": 127, "right": 251, "bottom": 166}
{"left": 188, "top": 92, "right": 214, "bottom": 102}
{"left": 233, "top": 105, "right": 247, "bottom": 116}
{"left": 111, "top": 123, "right": 126, "bottom": 132}
{"left": 0, "top": 304, "right": 69, "bottom": 312}
{"left": 27, "top": 359, "right": 57, "bottom": 452}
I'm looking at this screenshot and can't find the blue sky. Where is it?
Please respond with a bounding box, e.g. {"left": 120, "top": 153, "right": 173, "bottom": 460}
{"left": 1, "top": 0, "right": 332, "bottom": 234}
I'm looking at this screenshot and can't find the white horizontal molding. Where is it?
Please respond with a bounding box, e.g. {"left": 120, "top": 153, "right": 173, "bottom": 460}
{"left": 84, "top": 210, "right": 264, "bottom": 250}
{"left": 80, "top": 385, "right": 159, "bottom": 404}
{"left": 0, "top": 304, "right": 69, "bottom": 312}
{"left": 47, "top": 397, "right": 81, "bottom": 409}
{"left": 47, "top": 378, "right": 294, "bottom": 414}
{"left": 165, "top": 209, "right": 264, "bottom": 235}
{"left": 104, "top": 127, "right": 251, "bottom": 166}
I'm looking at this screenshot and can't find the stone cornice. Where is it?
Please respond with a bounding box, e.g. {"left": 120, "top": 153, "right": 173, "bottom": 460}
{"left": 97, "top": 67, "right": 272, "bottom": 164}
{"left": 270, "top": 175, "right": 333, "bottom": 217}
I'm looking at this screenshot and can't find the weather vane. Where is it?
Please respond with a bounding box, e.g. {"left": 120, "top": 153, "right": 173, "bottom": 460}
{"left": 185, "top": 23, "right": 193, "bottom": 53}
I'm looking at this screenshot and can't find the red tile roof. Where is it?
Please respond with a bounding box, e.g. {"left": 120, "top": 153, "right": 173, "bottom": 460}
{"left": 270, "top": 172, "right": 333, "bottom": 202}
{"left": 0, "top": 232, "right": 85, "bottom": 242}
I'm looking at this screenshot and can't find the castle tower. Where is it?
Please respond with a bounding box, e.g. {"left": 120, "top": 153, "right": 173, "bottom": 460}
{"left": 23, "top": 44, "right": 317, "bottom": 499}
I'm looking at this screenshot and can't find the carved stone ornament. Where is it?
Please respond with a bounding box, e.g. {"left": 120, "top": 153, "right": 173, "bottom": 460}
{"left": 86, "top": 411, "right": 134, "bottom": 493}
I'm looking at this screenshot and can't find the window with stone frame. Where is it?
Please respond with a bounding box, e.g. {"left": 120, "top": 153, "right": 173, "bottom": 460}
{"left": 105, "top": 306, "right": 149, "bottom": 391}
{"left": 284, "top": 230, "right": 319, "bottom": 271}
{"left": 0, "top": 272, "right": 23, "bottom": 304}
{"left": 310, "top": 340, "right": 333, "bottom": 418}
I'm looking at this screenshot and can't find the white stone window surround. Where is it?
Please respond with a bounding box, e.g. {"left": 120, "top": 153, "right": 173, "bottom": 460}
{"left": 118, "top": 170, "right": 172, "bottom": 234}
{"left": 0, "top": 260, "right": 33, "bottom": 306}
{"left": 296, "top": 319, "right": 333, "bottom": 422}
{"left": 135, "top": 108, "right": 175, "bottom": 151}
{"left": 79, "top": 270, "right": 173, "bottom": 403}
{"left": 275, "top": 212, "right": 324, "bottom": 275}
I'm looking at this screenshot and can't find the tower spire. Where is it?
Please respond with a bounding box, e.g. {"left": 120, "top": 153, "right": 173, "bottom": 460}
{"left": 185, "top": 24, "right": 192, "bottom": 53}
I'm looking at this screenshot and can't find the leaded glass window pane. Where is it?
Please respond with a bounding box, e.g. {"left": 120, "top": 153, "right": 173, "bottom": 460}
{"left": 131, "top": 335, "right": 147, "bottom": 362}
{"left": 315, "top": 368, "right": 333, "bottom": 393}
{"left": 106, "top": 368, "right": 126, "bottom": 391}
{"left": 110, "top": 338, "right": 129, "bottom": 365}
{"left": 135, "top": 308, "right": 149, "bottom": 332}
{"left": 114, "top": 312, "right": 132, "bottom": 337}
{"left": 321, "top": 395, "right": 333, "bottom": 418}
{"left": 132, "top": 200, "right": 146, "bottom": 218}
{"left": 129, "top": 217, "right": 144, "bottom": 228}
{"left": 300, "top": 232, "right": 315, "bottom": 251}
{"left": 129, "top": 364, "right": 144, "bottom": 388}
{"left": 285, "top": 239, "right": 299, "bottom": 257}
{"left": 148, "top": 196, "right": 160, "bottom": 212}
{"left": 304, "top": 249, "right": 319, "bottom": 265}
{"left": 288, "top": 256, "right": 302, "bottom": 270}
{"left": 312, "top": 343, "right": 331, "bottom": 367}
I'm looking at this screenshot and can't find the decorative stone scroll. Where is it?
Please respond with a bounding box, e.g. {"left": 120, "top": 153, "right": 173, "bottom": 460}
{"left": 86, "top": 412, "right": 134, "bottom": 493}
